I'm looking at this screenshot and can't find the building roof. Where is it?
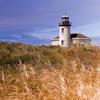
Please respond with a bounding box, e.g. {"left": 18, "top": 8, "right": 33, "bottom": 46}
{"left": 62, "top": 15, "right": 69, "bottom": 18}
{"left": 71, "top": 33, "right": 89, "bottom": 39}
{"left": 52, "top": 36, "right": 59, "bottom": 41}
{"left": 52, "top": 33, "right": 90, "bottom": 41}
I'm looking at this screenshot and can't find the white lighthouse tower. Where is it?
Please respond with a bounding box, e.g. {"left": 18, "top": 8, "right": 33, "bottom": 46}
{"left": 59, "top": 15, "right": 71, "bottom": 47}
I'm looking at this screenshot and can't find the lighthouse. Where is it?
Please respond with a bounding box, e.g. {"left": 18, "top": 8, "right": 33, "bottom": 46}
{"left": 51, "top": 15, "right": 91, "bottom": 47}
{"left": 59, "top": 15, "right": 71, "bottom": 47}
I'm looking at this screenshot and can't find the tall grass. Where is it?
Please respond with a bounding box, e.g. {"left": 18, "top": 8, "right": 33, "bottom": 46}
{"left": 0, "top": 42, "right": 100, "bottom": 100}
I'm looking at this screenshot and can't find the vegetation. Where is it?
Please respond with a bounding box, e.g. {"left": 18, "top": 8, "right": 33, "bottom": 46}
{"left": 0, "top": 42, "right": 100, "bottom": 100}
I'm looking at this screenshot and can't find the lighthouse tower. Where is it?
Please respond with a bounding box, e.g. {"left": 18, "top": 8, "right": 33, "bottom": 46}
{"left": 59, "top": 15, "right": 71, "bottom": 47}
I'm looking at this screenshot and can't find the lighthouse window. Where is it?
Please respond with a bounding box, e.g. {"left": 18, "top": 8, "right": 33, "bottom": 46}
{"left": 61, "top": 40, "right": 64, "bottom": 45}
{"left": 62, "top": 28, "right": 64, "bottom": 33}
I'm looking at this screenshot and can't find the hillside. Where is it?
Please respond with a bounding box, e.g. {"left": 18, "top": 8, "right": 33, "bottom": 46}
{"left": 0, "top": 42, "right": 100, "bottom": 100}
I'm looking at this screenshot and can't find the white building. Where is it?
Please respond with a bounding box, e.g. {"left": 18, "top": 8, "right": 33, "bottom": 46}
{"left": 51, "top": 15, "right": 91, "bottom": 47}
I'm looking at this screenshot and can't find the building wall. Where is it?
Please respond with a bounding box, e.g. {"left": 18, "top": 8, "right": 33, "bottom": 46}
{"left": 51, "top": 38, "right": 91, "bottom": 46}
{"left": 51, "top": 40, "right": 59, "bottom": 46}
{"left": 72, "top": 38, "right": 91, "bottom": 45}
{"left": 59, "top": 26, "right": 70, "bottom": 47}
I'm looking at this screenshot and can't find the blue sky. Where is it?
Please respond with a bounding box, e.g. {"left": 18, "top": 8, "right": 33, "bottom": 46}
{"left": 0, "top": 0, "right": 100, "bottom": 44}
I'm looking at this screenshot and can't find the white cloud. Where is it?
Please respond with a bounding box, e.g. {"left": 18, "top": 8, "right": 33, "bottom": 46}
{"left": 25, "top": 27, "right": 58, "bottom": 39}
{"left": 72, "top": 21, "right": 100, "bottom": 37}
{"left": 25, "top": 20, "right": 100, "bottom": 40}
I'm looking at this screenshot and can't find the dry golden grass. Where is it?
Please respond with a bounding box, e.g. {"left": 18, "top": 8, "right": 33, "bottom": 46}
{"left": 0, "top": 42, "right": 100, "bottom": 100}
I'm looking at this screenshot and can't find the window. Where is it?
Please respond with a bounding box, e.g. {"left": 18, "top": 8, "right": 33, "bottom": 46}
{"left": 61, "top": 28, "right": 64, "bottom": 33}
{"left": 61, "top": 40, "right": 64, "bottom": 45}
